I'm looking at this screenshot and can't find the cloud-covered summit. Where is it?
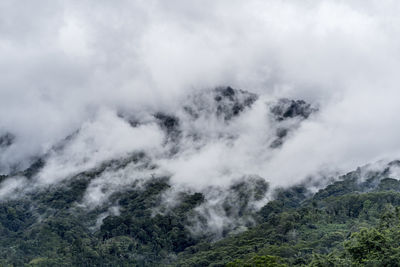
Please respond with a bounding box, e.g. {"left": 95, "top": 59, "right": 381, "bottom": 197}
{"left": 2, "top": 0, "right": 400, "bottom": 192}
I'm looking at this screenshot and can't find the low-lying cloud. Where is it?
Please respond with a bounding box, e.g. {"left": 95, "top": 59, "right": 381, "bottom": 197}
{"left": 2, "top": 0, "right": 400, "bottom": 198}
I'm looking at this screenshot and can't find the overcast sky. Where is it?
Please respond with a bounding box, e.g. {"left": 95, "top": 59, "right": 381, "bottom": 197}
{"left": 2, "top": 0, "right": 400, "bottom": 191}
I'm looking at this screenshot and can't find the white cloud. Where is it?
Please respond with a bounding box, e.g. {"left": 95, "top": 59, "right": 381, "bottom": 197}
{"left": 37, "top": 108, "right": 164, "bottom": 185}
{"left": 1, "top": 0, "right": 400, "bottom": 195}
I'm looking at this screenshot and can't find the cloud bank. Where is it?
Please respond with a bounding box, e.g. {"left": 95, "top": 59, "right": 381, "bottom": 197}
{"left": 2, "top": 0, "right": 400, "bottom": 196}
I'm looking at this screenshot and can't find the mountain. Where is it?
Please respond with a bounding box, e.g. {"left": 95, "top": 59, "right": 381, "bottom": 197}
{"left": 0, "top": 88, "right": 399, "bottom": 266}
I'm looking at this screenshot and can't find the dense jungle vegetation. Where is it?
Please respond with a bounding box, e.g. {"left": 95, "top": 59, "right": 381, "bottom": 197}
{"left": 1, "top": 161, "right": 400, "bottom": 266}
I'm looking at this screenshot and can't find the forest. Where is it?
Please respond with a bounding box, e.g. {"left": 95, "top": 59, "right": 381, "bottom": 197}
{"left": 1, "top": 159, "right": 400, "bottom": 266}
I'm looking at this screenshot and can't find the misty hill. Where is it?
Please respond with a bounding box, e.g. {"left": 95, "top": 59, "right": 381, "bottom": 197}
{"left": 1, "top": 87, "right": 399, "bottom": 266}
{"left": 176, "top": 161, "right": 400, "bottom": 266}
{"left": 2, "top": 154, "right": 400, "bottom": 266}
{"left": 4, "top": 1, "right": 400, "bottom": 266}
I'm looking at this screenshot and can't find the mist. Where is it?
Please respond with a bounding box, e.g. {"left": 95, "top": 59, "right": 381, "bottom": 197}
{"left": 2, "top": 0, "right": 400, "bottom": 201}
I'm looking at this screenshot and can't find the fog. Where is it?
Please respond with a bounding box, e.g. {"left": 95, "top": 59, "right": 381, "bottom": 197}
{"left": 2, "top": 0, "right": 400, "bottom": 199}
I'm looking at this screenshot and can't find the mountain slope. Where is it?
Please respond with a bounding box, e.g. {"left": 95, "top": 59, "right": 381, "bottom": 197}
{"left": 1, "top": 88, "right": 399, "bottom": 266}
{"left": 174, "top": 161, "right": 400, "bottom": 266}
{"left": 1, "top": 160, "right": 400, "bottom": 266}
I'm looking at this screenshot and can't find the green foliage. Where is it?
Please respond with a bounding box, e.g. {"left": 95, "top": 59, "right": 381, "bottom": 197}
{"left": 173, "top": 170, "right": 400, "bottom": 266}
{"left": 0, "top": 173, "right": 207, "bottom": 266}
{"left": 2, "top": 162, "right": 400, "bottom": 266}
{"left": 227, "top": 255, "right": 287, "bottom": 267}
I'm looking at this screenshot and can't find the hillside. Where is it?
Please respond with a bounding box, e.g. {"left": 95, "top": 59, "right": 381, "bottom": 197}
{"left": 1, "top": 157, "right": 400, "bottom": 266}
{"left": 1, "top": 88, "right": 400, "bottom": 266}
{"left": 175, "top": 161, "right": 400, "bottom": 266}
{"left": 3, "top": 1, "right": 400, "bottom": 266}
